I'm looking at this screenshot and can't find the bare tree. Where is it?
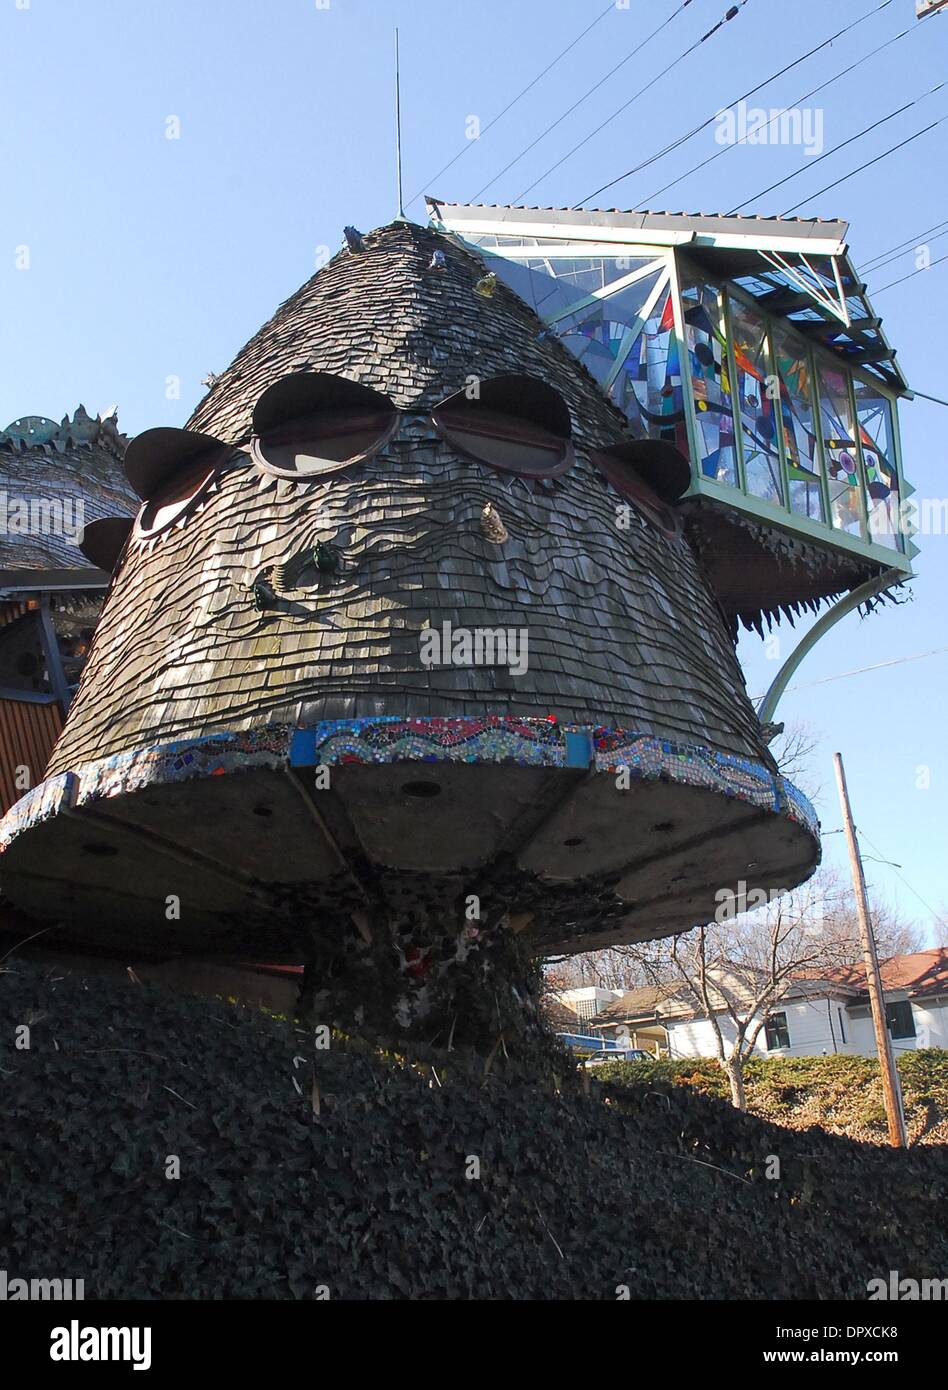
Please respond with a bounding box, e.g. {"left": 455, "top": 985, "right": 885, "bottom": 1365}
{"left": 771, "top": 719, "right": 822, "bottom": 805}
{"left": 930, "top": 913, "right": 948, "bottom": 949}
{"left": 650, "top": 875, "right": 857, "bottom": 1110}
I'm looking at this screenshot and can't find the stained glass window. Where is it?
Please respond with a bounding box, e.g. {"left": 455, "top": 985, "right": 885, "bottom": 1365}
{"left": 621, "top": 285, "right": 688, "bottom": 454}
{"left": 854, "top": 380, "right": 902, "bottom": 550}
{"left": 771, "top": 323, "right": 825, "bottom": 523}
{"left": 815, "top": 363, "right": 863, "bottom": 537}
{"left": 729, "top": 296, "right": 783, "bottom": 505}
{"left": 680, "top": 274, "right": 737, "bottom": 486}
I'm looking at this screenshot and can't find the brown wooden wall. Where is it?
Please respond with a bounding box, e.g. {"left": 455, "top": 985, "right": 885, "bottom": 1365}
{"left": 0, "top": 697, "right": 64, "bottom": 813}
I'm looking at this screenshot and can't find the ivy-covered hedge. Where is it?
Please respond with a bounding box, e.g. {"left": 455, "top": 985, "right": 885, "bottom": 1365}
{"left": 2, "top": 961, "right": 947, "bottom": 1300}
{"left": 591, "top": 1051, "right": 948, "bottom": 1143}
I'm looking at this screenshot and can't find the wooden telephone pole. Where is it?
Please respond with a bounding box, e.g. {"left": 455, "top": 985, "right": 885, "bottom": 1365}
{"left": 833, "top": 753, "right": 907, "bottom": 1148}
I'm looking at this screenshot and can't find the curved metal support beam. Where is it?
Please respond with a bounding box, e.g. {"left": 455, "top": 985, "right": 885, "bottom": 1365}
{"left": 758, "top": 568, "right": 905, "bottom": 725}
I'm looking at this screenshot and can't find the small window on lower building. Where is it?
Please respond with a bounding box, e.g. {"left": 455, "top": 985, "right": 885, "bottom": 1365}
{"left": 764, "top": 1012, "right": 790, "bottom": 1050}
{"left": 885, "top": 1000, "right": 916, "bottom": 1040}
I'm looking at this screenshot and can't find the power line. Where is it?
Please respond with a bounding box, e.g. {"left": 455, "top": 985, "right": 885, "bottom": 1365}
{"left": 780, "top": 113, "right": 948, "bottom": 215}
{"left": 469, "top": 0, "right": 695, "bottom": 204}
{"left": 860, "top": 215, "right": 948, "bottom": 270}
{"left": 581, "top": 0, "right": 898, "bottom": 207}
{"left": 862, "top": 226, "right": 948, "bottom": 275}
{"left": 404, "top": 0, "right": 616, "bottom": 210}
{"left": 639, "top": 15, "right": 917, "bottom": 209}
{"left": 509, "top": 0, "right": 756, "bottom": 206}
{"left": 873, "top": 249, "right": 948, "bottom": 293}
{"left": 727, "top": 82, "right": 944, "bottom": 215}
{"left": 856, "top": 827, "right": 946, "bottom": 928}
{"left": 751, "top": 646, "right": 948, "bottom": 702}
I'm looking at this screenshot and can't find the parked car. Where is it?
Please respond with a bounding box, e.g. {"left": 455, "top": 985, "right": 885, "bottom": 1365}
{"left": 584, "top": 1049, "right": 651, "bottom": 1068}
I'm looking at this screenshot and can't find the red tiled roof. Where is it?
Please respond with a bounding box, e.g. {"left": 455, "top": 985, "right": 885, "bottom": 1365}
{"left": 818, "top": 948, "right": 948, "bottom": 999}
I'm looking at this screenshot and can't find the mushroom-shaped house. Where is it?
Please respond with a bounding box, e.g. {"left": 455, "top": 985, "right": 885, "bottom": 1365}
{"left": 0, "top": 214, "right": 854, "bottom": 1037}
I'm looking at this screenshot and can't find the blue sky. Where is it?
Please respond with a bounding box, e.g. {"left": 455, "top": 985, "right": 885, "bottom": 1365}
{"left": 2, "top": 0, "right": 946, "bottom": 938}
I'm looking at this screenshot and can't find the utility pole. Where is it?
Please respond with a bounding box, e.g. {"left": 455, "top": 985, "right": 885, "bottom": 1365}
{"left": 833, "top": 753, "right": 907, "bottom": 1148}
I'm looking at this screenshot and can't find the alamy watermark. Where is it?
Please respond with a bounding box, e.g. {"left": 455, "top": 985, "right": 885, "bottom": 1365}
{"left": 0, "top": 1267, "right": 84, "bottom": 1299}
{"left": 0, "top": 492, "right": 84, "bottom": 546}
{"left": 867, "top": 1270, "right": 948, "bottom": 1300}
{"left": 419, "top": 620, "right": 529, "bottom": 676}
{"left": 715, "top": 101, "right": 824, "bottom": 157}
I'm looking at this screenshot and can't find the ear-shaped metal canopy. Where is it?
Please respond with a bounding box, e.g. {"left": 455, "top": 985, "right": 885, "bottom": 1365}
{"left": 124, "top": 427, "right": 230, "bottom": 501}
{"left": 78, "top": 516, "right": 134, "bottom": 573}
{"left": 593, "top": 440, "right": 691, "bottom": 505}
{"left": 590, "top": 443, "right": 685, "bottom": 540}
{"left": 433, "top": 374, "right": 574, "bottom": 478}
{"left": 251, "top": 371, "right": 398, "bottom": 479}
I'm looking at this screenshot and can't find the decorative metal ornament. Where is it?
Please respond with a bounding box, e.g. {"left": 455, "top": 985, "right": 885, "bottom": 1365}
{"left": 313, "top": 540, "right": 342, "bottom": 574}
{"left": 474, "top": 272, "right": 497, "bottom": 298}
{"left": 479, "top": 502, "right": 508, "bottom": 544}
{"left": 249, "top": 573, "right": 277, "bottom": 611}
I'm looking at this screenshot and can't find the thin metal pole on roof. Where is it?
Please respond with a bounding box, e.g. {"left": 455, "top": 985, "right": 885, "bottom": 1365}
{"left": 394, "top": 29, "right": 406, "bottom": 220}
{"left": 833, "top": 752, "right": 907, "bottom": 1148}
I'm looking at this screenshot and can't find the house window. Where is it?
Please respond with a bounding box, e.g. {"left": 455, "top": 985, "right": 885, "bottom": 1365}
{"left": 432, "top": 375, "right": 574, "bottom": 479}
{"left": 885, "top": 1000, "right": 916, "bottom": 1040}
{"left": 729, "top": 294, "right": 784, "bottom": 506}
{"left": 764, "top": 1012, "right": 790, "bottom": 1050}
{"left": 575, "top": 998, "right": 598, "bottom": 1022}
{"left": 136, "top": 458, "right": 219, "bottom": 539}
{"left": 590, "top": 441, "right": 688, "bottom": 539}
{"left": 125, "top": 426, "right": 232, "bottom": 542}
{"left": 679, "top": 273, "right": 738, "bottom": 487}
{"left": 251, "top": 371, "right": 398, "bottom": 480}
{"left": 816, "top": 362, "right": 864, "bottom": 537}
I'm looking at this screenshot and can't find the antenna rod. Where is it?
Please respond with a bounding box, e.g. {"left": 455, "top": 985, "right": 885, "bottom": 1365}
{"left": 395, "top": 29, "right": 406, "bottom": 219}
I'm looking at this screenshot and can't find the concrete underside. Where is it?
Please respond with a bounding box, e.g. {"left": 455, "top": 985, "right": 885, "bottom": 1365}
{"left": 0, "top": 757, "right": 819, "bottom": 963}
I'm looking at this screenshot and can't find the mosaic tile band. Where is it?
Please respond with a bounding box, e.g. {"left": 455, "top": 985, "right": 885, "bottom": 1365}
{"left": 0, "top": 714, "right": 819, "bottom": 850}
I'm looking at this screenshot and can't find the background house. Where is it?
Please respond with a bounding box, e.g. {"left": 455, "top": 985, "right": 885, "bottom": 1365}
{"left": 552, "top": 986, "right": 622, "bottom": 1026}
{"left": 0, "top": 409, "right": 136, "bottom": 811}
{"left": 588, "top": 947, "right": 948, "bottom": 1060}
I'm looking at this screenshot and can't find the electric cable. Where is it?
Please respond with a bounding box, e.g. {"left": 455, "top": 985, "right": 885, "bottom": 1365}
{"left": 727, "top": 82, "right": 943, "bottom": 214}
{"left": 405, "top": 0, "right": 617, "bottom": 210}
{"left": 581, "top": 0, "right": 898, "bottom": 206}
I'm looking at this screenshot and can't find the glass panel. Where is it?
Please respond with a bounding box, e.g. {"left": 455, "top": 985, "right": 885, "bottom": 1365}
{"left": 620, "top": 284, "right": 689, "bottom": 453}
{"left": 771, "top": 324, "right": 825, "bottom": 522}
{"left": 476, "top": 254, "right": 582, "bottom": 320}
{"left": 854, "top": 380, "right": 902, "bottom": 550}
{"left": 729, "top": 296, "right": 783, "bottom": 505}
{"left": 554, "top": 270, "right": 662, "bottom": 337}
{"left": 815, "top": 363, "right": 863, "bottom": 537}
{"left": 680, "top": 274, "right": 737, "bottom": 486}
{"left": 555, "top": 272, "right": 688, "bottom": 446}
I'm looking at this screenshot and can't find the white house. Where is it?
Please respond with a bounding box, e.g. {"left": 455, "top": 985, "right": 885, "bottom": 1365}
{"left": 590, "top": 949, "right": 948, "bottom": 1060}
{"left": 553, "top": 986, "right": 622, "bottom": 1026}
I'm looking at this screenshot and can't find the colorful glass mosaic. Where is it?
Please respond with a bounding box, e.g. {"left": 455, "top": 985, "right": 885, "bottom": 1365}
{"left": 72, "top": 728, "right": 290, "bottom": 807}
{"left": 0, "top": 772, "right": 77, "bottom": 848}
{"left": 772, "top": 322, "right": 825, "bottom": 523}
{"left": 854, "top": 379, "right": 902, "bottom": 550}
{"left": 618, "top": 284, "right": 689, "bottom": 454}
{"left": 680, "top": 274, "right": 738, "bottom": 486}
{"left": 306, "top": 715, "right": 569, "bottom": 767}
{"left": 0, "top": 717, "right": 819, "bottom": 852}
{"left": 816, "top": 362, "right": 864, "bottom": 537}
{"left": 729, "top": 295, "right": 783, "bottom": 506}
